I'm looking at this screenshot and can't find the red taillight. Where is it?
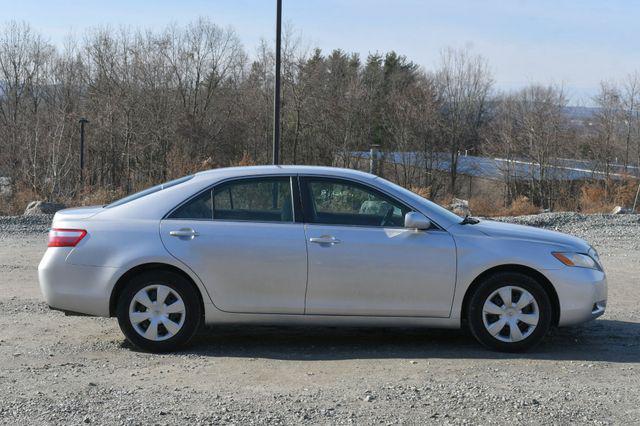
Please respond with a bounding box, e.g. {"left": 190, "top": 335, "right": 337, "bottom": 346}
{"left": 48, "top": 228, "right": 87, "bottom": 247}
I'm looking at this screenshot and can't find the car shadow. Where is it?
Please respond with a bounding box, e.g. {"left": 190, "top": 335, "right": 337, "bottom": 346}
{"left": 150, "top": 319, "right": 640, "bottom": 363}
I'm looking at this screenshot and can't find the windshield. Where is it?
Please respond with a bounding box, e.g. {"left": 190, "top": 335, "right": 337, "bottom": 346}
{"left": 105, "top": 175, "right": 194, "bottom": 208}
{"left": 375, "top": 177, "right": 463, "bottom": 223}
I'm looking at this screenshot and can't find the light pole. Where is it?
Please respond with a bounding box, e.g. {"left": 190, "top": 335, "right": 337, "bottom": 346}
{"left": 272, "top": 0, "right": 282, "bottom": 165}
{"left": 79, "top": 117, "right": 89, "bottom": 185}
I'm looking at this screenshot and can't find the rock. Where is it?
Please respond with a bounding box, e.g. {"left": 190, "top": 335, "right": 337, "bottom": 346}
{"left": 449, "top": 198, "right": 470, "bottom": 216}
{"left": 0, "top": 176, "right": 11, "bottom": 196}
{"left": 610, "top": 206, "right": 631, "bottom": 214}
{"left": 23, "top": 201, "right": 66, "bottom": 216}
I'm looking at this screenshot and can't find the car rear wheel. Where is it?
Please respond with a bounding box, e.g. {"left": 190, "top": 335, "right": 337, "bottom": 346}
{"left": 116, "top": 270, "right": 201, "bottom": 352}
{"left": 467, "top": 272, "right": 552, "bottom": 352}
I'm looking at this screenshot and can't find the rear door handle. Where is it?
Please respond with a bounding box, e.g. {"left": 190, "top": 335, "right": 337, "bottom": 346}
{"left": 169, "top": 228, "right": 199, "bottom": 239}
{"left": 309, "top": 235, "right": 341, "bottom": 245}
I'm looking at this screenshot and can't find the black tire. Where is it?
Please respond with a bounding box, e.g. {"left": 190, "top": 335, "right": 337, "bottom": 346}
{"left": 116, "top": 270, "right": 202, "bottom": 352}
{"left": 467, "top": 272, "right": 552, "bottom": 352}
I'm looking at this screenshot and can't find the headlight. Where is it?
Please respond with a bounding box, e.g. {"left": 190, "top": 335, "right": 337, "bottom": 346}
{"left": 552, "top": 252, "right": 601, "bottom": 270}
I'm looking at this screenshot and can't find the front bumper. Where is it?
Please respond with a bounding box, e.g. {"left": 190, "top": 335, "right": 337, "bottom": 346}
{"left": 590, "top": 300, "right": 606, "bottom": 318}
{"left": 38, "top": 248, "right": 119, "bottom": 317}
{"left": 544, "top": 266, "right": 607, "bottom": 326}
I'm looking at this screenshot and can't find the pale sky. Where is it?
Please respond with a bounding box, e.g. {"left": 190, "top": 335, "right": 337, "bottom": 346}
{"left": 5, "top": 0, "right": 640, "bottom": 104}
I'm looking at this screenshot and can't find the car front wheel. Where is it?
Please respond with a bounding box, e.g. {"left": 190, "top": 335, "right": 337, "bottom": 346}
{"left": 116, "top": 270, "right": 201, "bottom": 352}
{"left": 467, "top": 272, "right": 552, "bottom": 352}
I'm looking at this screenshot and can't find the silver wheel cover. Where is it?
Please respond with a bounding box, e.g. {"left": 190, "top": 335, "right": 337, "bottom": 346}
{"left": 482, "top": 286, "right": 539, "bottom": 343}
{"left": 129, "top": 284, "right": 186, "bottom": 341}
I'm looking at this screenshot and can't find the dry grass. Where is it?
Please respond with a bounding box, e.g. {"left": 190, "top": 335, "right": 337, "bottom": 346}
{"left": 579, "top": 178, "right": 639, "bottom": 213}
{"left": 76, "top": 187, "right": 126, "bottom": 207}
{"left": 0, "top": 185, "right": 39, "bottom": 216}
{"left": 504, "top": 196, "right": 540, "bottom": 216}
{"left": 579, "top": 184, "right": 612, "bottom": 213}
{"left": 612, "top": 178, "right": 639, "bottom": 210}
{"left": 408, "top": 185, "right": 431, "bottom": 199}
{"left": 467, "top": 197, "right": 495, "bottom": 217}
{"left": 233, "top": 152, "right": 258, "bottom": 167}
{"left": 470, "top": 195, "right": 539, "bottom": 217}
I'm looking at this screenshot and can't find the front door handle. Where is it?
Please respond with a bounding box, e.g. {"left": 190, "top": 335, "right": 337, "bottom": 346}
{"left": 309, "top": 235, "right": 341, "bottom": 245}
{"left": 169, "top": 228, "right": 200, "bottom": 239}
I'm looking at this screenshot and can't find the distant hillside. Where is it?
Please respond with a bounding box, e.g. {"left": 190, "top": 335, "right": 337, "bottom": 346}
{"left": 563, "top": 106, "right": 599, "bottom": 120}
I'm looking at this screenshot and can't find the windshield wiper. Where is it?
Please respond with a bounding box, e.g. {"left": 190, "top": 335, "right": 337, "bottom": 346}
{"left": 460, "top": 214, "right": 480, "bottom": 225}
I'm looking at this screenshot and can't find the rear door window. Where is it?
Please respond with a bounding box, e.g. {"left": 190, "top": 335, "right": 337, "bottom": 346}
{"left": 212, "top": 177, "right": 294, "bottom": 223}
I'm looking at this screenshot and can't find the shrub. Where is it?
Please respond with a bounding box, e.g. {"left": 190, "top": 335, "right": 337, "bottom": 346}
{"left": 577, "top": 178, "right": 639, "bottom": 213}
{"left": 468, "top": 197, "right": 496, "bottom": 217}
{"left": 503, "top": 196, "right": 539, "bottom": 216}
{"left": 470, "top": 195, "right": 539, "bottom": 217}
{"left": 408, "top": 186, "right": 431, "bottom": 199}
{"left": 77, "top": 187, "right": 126, "bottom": 207}
{"left": 0, "top": 185, "right": 39, "bottom": 216}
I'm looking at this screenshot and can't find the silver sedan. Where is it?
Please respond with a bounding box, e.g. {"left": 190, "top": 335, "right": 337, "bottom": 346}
{"left": 38, "top": 166, "right": 607, "bottom": 352}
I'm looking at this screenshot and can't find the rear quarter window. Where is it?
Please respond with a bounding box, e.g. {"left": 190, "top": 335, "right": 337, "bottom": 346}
{"left": 168, "top": 189, "right": 213, "bottom": 220}
{"left": 105, "top": 175, "right": 194, "bottom": 208}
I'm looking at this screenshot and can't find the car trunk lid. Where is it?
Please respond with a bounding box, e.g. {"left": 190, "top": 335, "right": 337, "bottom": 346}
{"left": 52, "top": 206, "right": 104, "bottom": 226}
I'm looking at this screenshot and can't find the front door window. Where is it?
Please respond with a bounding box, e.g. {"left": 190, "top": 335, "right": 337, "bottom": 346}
{"left": 302, "top": 178, "right": 410, "bottom": 227}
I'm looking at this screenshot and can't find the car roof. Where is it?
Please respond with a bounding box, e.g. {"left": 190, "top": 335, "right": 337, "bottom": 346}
{"left": 194, "top": 165, "right": 377, "bottom": 181}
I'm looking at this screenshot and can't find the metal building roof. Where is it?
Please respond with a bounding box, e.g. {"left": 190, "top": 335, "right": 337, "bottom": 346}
{"left": 353, "top": 152, "right": 638, "bottom": 181}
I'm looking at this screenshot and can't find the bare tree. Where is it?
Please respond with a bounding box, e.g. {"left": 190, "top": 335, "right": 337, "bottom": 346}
{"left": 435, "top": 47, "right": 493, "bottom": 196}
{"left": 592, "top": 82, "right": 623, "bottom": 182}
{"left": 621, "top": 72, "right": 640, "bottom": 173}
{"left": 484, "top": 85, "right": 570, "bottom": 209}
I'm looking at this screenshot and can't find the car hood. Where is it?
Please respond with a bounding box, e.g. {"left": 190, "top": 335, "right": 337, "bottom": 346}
{"left": 471, "top": 219, "right": 590, "bottom": 251}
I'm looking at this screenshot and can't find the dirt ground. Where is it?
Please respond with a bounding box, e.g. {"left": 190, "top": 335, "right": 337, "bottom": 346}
{"left": 1, "top": 215, "right": 639, "bottom": 425}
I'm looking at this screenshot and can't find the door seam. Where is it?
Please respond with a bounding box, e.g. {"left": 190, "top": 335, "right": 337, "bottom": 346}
{"left": 302, "top": 223, "right": 310, "bottom": 314}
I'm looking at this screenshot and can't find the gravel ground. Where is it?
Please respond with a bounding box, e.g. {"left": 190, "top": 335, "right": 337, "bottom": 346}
{"left": 1, "top": 213, "right": 639, "bottom": 425}
{"left": 0, "top": 214, "right": 51, "bottom": 238}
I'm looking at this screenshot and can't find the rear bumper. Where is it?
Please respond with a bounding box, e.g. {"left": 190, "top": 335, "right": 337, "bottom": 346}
{"left": 38, "top": 248, "right": 119, "bottom": 317}
{"left": 545, "top": 266, "right": 607, "bottom": 326}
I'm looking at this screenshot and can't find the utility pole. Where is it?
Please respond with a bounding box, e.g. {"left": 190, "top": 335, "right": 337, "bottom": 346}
{"left": 369, "top": 144, "right": 381, "bottom": 176}
{"left": 79, "top": 118, "right": 89, "bottom": 185}
{"left": 272, "top": 0, "right": 282, "bottom": 165}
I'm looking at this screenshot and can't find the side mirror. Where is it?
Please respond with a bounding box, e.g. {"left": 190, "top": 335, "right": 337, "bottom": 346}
{"left": 404, "top": 212, "right": 431, "bottom": 230}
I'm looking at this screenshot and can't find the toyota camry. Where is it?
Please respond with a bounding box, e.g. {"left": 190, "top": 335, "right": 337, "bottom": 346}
{"left": 38, "top": 166, "right": 607, "bottom": 352}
